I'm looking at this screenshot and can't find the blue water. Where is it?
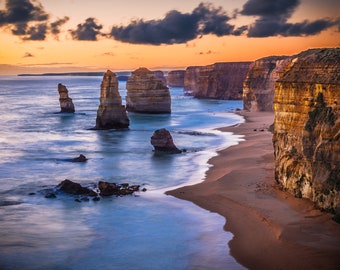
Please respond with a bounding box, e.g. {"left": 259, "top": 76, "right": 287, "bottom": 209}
{"left": 0, "top": 75, "right": 245, "bottom": 270}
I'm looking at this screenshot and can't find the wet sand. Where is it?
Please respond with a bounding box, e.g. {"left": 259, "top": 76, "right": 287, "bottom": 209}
{"left": 167, "top": 111, "right": 340, "bottom": 270}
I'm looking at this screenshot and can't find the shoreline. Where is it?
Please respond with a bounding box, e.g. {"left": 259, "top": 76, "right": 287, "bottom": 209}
{"left": 167, "top": 111, "right": 340, "bottom": 270}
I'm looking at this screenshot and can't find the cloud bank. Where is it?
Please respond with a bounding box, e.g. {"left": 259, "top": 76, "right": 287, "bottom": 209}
{"left": 240, "top": 0, "right": 338, "bottom": 37}
{"left": 0, "top": 0, "right": 338, "bottom": 43}
{"left": 110, "top": 3, "right": 243, "bottom": 45}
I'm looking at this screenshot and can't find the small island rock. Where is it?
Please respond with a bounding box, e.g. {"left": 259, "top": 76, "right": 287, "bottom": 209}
{"left": 151, "top": 128, "right": 182, "bottom": 154}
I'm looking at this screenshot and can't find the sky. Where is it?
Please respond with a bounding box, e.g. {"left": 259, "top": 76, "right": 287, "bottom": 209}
{"left": 0, "top": 0, "right": 339, "bottom": 75}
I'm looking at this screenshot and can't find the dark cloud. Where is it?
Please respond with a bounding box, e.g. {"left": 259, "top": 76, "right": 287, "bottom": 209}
{"left": 240, "top": 0, "right": 338, "bottom": 37}
{"left": 23, "top": 23, "right": 47, "bottom": 40}
{"left": 0, "top": 0, "right": 49, "bottom": 26}
{"left": 50, "top": 16, "right": 69, "bottom": 35}
{"left": 69, "top": 17, "right": 103, "bottom": 41}
{"left": 110, "top": 3, "right": 237, "bottom": 45}
{"left": 0, "top": 0, "right": 69, "bottom": 40}
{"left": 241, "top": 0, "right": 299, "bottom": 18}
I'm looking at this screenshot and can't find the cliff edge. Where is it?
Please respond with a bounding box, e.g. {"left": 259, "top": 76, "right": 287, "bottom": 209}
{"left": 273, "top": 48, "right": 340, "bottom": 214}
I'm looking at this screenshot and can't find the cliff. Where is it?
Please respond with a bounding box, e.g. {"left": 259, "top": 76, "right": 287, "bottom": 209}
{"left": 95, "top": 70, "right": 129, "bottom": 129}
{"left": 167, "top": 70, "right": 185, "bottom": 87}
{"left": 273, "top": 48, "right": 340, "bottom": 213}
{"left": 184, "top": 62, "right": 252, "bottom": 99}
{"left": 126, "top": 67, "right": 171, "bottom": 114}
{"left": 243, "top": 56, "right": 292, "bottom": 111}
{"left": 58, "top": 83, "right": 75, "bottom": 113}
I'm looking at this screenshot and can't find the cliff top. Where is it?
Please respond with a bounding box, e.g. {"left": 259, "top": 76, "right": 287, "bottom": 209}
{"left": 278, "top": 48, "right": 340, "bottom": 84}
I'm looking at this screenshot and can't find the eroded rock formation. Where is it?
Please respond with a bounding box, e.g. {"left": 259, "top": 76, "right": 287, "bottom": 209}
{"left": 273, "top": 48, "right": 340, "bottom": 213}
{"left": 184, "top": 62, "right": 252, "bottom": 99}
{"left": 151, "top": 128, "right": 182, "bottom": 154}
{"left": 153, "top": 70, "right": 167, "bottom": 85}
{"left": 167, "top": 70, "right": 185, "bottom": 87}
{"left": 95, "top": 70, "right": 129, "bottom": 129}
{"left": 126, "top": 67, "right": 171, "bottom": 113}
{"left": 243, "top": 56, "right": 292, "bottom": 111}
{"left": 58, "top": 83, "right": 75, "bottom": 113}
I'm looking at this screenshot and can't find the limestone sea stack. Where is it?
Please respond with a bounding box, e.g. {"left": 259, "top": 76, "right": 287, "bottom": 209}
{"left": 273, "top": 48, "right": 340, "bottom": 214}
{"left": 167, "top": 70, "right": 185, "bottom": 87}
{"left": 126, "top": 67, "right": 171, "bottom": 113}
{"left": 243, "top": 56, "right": 292, "bottom": 111}
{"left": 184, "top": 62, "right": 252, "bottom": 99}
{"left": 151, "top": 128, "right": 182, "bottom": 154}
{"left": 153, "top": 70, "right": 167, "bottom": 85}
{"left": 58, "top": 83, "right": 75, "bottom": 113}
{"left": 94, "top": 70, "right": 129, "bottom": 129}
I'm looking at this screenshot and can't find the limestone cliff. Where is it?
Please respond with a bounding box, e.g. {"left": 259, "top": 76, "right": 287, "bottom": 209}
{"left": 95, "top": 70, "right": 129, "bottom": 129}
{"left": 243, "top": 56, "right": 292, "bottom": 111}
{"left": 184, "top": 62, "right": 252, "bottom": 99}
{"left": 273, "top": 48, "right": 340, "bottom": 213}
{"left": 167, "top": 70, "right": 185, "bottom": 87}
{"left": 126, "top": 67, "right": 171, "bottom": 113}
{"left": 58, "top": 83, "right": 75, "bottom": 113}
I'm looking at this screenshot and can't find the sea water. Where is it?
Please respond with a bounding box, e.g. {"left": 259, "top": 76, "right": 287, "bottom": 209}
{"left": 0, "top": 76, "right": 245, "bottom": 270}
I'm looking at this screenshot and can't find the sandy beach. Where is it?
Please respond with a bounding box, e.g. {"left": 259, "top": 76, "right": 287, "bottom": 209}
{"left": 167, "top": 111, "right": 340, "bottom": 270}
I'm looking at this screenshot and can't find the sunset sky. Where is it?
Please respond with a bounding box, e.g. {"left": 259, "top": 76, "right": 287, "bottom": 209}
{"left": 0, "top": 0, "right": 339, "bottom": 75}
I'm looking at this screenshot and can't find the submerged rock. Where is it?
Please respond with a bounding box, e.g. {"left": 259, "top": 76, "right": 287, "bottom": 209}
{"left": 72, "top": 154, "right": 87, "bottom": 162}
{"left": 58, "top": 83, "right": 75, "bottom": 113}
{"left": 151, "top": 128, "right": 182, "bottom": 154}
{"left": 126, "top": 67, "right": 171, "bottom": 113}
{"left": 95, "top": 70, "right": 129, "bottom": 129}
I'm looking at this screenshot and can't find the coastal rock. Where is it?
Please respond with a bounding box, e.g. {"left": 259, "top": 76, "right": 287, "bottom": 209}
{"left": 57, "top": 179, "right": 97, "bottom": 196}
{"left": 95, "top": 70, "right": 130, "bottom": 129}
{"left": 167, "top": 70, "right": 185, "bottom": 87}
{"left": 72, "top": 154, "right": 87, "bottom": 162}
{"left": 126, "top": 67, "right": 171, "bottom": 113}
{"left": 58, "top": 83, "right": 75, "bottom": 113}
{"left": 243, "top": 56, "right": 292, "bottom": 111}
{"left": 151, "top": 128, "right": 182, "bottom": 154}
{"left": 98, "top": 181, "right": 140, "bottom": 196}
{"left": 273, "top": 48, "right": 340, "bottom": 213}
{"left": 153, "top": 70, "right": 167, "bottom": 85}
{"left": 184, "top": 62, "right": 252, "bottom": 99}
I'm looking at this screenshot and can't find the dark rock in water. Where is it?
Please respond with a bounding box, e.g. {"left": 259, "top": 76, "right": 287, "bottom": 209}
{"left": 93, "top": 196, "right": 101, "bottom": 201}
{"left": 58, "top": 83, "right": 75, "bottom": 113}
{"left": 98, "top": 181, "right": 140, "bottom": 196}
{"left": 45, "top": 192, "right": 57, "bottom": 198}
{"left": 57, "top": 179, "right": 97, "bottom": 196}
{"left": 73, "top": 154, "right": 87, "bottom": 162}
{"left": 151, "top": 128, "right": 182, "bottom": 154}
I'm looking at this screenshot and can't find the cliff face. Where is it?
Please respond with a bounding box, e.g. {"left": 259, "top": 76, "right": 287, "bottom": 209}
{"left": 126, "top": 67, "right": 171, "bottom": 113}
{"left": 58, "top": 83, "right": 75, "bottom": 113}
{"left": 273, "top": 48, "right": 340, "bottom": 213}
{"left": 95, "top": 70, "right": 129, "bottom": 129}
{"left": 184, "top": 62, "right": 252, "bottom": 99}
{"left": 167, "top": 70, "right": 185, "bottom": 87}
{"left": 243, "top": 56, "right": 291, "bottom": 111}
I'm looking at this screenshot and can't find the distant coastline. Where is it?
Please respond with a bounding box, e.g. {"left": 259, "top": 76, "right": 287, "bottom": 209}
{"left": 18, "top": 72, "right": 105, "bottom": 76}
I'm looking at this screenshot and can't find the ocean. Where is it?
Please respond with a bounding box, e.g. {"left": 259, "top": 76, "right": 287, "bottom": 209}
{"left": 0, "top": 75, "right": 245, "bottom": 270}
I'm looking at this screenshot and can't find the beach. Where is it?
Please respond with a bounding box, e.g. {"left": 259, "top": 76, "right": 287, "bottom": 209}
{"left": 167, "top": 111, "right": 340, "bottom": 270}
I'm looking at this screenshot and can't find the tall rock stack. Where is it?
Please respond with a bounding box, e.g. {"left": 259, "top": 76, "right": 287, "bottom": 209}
{"left": 273, "top": 48, "right": 340, "bottom": 213}
{"left": 243, "top": 56, "right": 292, "bottom": 111}
{"left": 126, "top": 67, "right": 171, "bottom": 114}
{"left": 167, "top": 70, "right": 185, "bottom": 87}
{"left": 184, "top": 62, "right": 252, "bottom": 99}
{"left": 58, "top": 83, "right": 75, "bottom": 113}
{"left": 95, "top": 70, "right": 129, "bottom": 129}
